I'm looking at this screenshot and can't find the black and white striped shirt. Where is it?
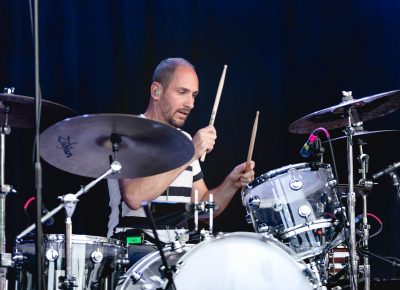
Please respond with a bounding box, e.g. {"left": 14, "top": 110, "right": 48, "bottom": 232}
{"left": 107, "top": 119, "right": 203, "bottom": 241}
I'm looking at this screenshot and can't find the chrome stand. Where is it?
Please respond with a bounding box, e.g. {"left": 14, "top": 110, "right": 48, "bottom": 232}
{"left": 357, "top": 137, "right": 372, "bottom": 290}
{"left": 16, "top": 161, "right": 121, "bottom": 240}
{"left": 343, "top": 91, "right": 358, "bottom": 290}
{"left": 0, "top": 100, "right": 16, "bottom": 290}
{"left": 59, "top": 194, "right": 78, "bottom": 289}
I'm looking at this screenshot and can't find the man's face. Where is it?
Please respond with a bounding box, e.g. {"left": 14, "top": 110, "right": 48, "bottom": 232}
{"left": 158, "top": 65, "right": 199, "bottom": 128}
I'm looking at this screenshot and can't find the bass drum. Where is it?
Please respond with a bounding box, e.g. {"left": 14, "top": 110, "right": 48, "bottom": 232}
{"left": 116, "top": 242, "right": 193, "bottom": 289}
{"left": 117, "top": 232, "right": 316, "bottom": 290}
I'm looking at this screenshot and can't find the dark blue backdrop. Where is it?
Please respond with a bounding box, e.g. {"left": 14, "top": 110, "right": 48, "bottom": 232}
{"left": 1, "top": 0, "right": 400, "bottom": 281}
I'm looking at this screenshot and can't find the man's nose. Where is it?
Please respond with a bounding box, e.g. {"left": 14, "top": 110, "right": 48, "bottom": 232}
{"left": 185, "top": 95, "right": 195, "bottom": 109}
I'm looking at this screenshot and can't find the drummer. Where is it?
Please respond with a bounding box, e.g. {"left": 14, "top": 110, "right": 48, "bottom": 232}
{"left": 107, "top": 57, "right": 255, "bottom": 263}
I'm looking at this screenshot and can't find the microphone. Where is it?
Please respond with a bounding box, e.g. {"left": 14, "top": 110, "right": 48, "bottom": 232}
{"left": 372, "top": 161, "right": 400, "bottom": 180}
{"left": 300, "top": 129, "right": 320, "bottom": 158}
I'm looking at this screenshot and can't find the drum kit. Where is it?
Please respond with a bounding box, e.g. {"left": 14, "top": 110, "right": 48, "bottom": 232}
{"left": 1, "top": 88, "right": 400, "bottom": 290}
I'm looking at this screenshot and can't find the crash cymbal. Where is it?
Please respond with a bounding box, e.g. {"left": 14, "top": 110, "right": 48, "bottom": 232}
{"left": 0, "top": 92, "right": 77, "bottom": 129}
{"left": 326, "top": 129, "right": 400, "bottom": 143}
{"left": 289, "top": 90, "right": 400, "bottom": 134}
{"left": 40, "top": 114, "right": 195, "bottom": 179}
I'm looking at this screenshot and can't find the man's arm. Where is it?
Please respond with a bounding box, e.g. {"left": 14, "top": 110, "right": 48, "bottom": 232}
{"left": 193, "top": 161, "right": 255, "bottom": 216}
{"left": 121, "top": 125, "right": 217, "bottom": 209}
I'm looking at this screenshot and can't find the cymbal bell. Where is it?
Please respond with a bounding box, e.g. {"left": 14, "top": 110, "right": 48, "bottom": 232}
{"left": 0, "top": 92, "right": 77, "bottom": 129}
{"left": 289, "top": 90, "right": 400, "bottom": 134}
{"left": 40, "top": 114, "right": 195, "bottom": 179}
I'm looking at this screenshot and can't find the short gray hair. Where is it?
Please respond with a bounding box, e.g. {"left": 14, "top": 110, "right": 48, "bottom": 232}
{"left": 152, "top": 58, "right": 195, "bottom": 88}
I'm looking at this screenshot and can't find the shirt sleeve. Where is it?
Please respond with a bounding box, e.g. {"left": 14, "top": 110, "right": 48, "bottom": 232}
{"left": 191, "top": 159, "right": 204, "bottom": 182}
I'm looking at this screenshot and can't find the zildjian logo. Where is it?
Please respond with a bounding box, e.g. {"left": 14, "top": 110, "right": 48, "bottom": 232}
{"left": 57, "top": 136, "right": 78, "bottom": 158}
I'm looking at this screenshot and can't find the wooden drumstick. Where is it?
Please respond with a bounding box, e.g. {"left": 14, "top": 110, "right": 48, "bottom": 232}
{"left": 200, "top": 64, "right": 228, "bottom": 162}
{"left": 245, "top": 111, "right": 259, "bottom": 172}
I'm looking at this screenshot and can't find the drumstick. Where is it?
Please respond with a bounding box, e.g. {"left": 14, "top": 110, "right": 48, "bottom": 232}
{"left": 245, "top": 111, "right": 259, "bottom": 172}
{"left": 200, "top": 64, "right": 228, "bottom": 162}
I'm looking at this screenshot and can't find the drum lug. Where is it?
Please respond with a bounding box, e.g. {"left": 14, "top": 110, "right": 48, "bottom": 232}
{"left": 289, "top": 178, "right": 303, "bottom": 190}
{"left": 90, "top": 250, "right": 104, "bottom": 263}
{"left": 248, "top": 195, "right": 261, "bottom": 209}
{"left": 245, "top": 214, "right": 253, "bottom": 224}
{"left": 257, "top": 223, "right": 269, "bottom": 233}
{"left": 298, "top": 205, "right": 312, "bottom": 218}
{"left": 327, "top": 179, "right": 337, "bottom": 189}
{"left": 45, "top": 248, "right": 59, "bottom": 262}
{"left": 129, "top": 271, "right": 142, "bottom": 284}
{"left": 12, "top": 251, "right": 26, "bottom": 268}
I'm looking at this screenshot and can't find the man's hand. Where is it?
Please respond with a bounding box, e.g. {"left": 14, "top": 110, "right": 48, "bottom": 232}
{"left": 192, "top": 125, "right": 217, "bottom": 160}
{"left": 227, "top": 161, "right": 256, "bottom": 188}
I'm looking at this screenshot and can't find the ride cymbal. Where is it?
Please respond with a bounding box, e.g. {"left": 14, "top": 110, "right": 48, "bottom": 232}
{"left": 40, "top": 114, "right": 195, "bottom": 179}
{"left": 289, "top": 90, "right": 400, "bottom": 134}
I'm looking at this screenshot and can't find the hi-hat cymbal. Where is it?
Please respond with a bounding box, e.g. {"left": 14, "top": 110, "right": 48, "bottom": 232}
{"left": 338, "top": 184, "right": 372, "bottom": 196}
{"left": 0, "top": 92, "right": 77, "bottom": 128}
{"left": 326, "top": 129, "right": 400, "bottom": 143}
{"left": 289, "top": 90, "right": 400, "bottom": 134}
{"left": 40, "top": 114, "right": 195, "bottom": 179}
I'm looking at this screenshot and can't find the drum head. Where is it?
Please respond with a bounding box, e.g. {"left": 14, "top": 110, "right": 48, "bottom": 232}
{"left": 173, "top": 232, "right": 313, "bottom": 290}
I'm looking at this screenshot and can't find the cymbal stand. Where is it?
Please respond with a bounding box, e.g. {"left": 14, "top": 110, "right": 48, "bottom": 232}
{"left": 343, "top": 91, "right": 358, "bottom": 290}
{"left": 57, "top": 193, "right": 78, "bottom": 289}
{"left": 16, "top": 161, "right": 122, "bottom": 240}
{"left": 0, "top": 101, "right": 16, "bottom": 290}
{"left": 356, "top": 136, "right": 373, "bottom": 290}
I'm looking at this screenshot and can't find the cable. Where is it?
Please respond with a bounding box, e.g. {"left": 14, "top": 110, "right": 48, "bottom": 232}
{"left": 355, "top": 213, "right": 383, "bottom": 240}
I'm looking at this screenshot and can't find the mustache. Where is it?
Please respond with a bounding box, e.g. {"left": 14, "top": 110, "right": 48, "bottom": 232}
{"left": 176, "top": 108, "right": 191, "bottom": 114}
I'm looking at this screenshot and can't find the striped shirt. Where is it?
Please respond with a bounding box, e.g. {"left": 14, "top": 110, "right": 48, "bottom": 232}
{"left": 107, "top": 117, "right": 203, "bottom": 242}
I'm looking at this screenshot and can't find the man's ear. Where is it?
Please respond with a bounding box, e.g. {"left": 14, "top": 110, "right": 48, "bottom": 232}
{"left": 150, "top": 82, "right": 162, "bottom": 101}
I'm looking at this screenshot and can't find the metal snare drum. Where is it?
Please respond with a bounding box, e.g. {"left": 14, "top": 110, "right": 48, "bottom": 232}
{"left": 242, "top": 163, "right": 342, "bottom": 259}
{"left": 15, "top": 234, "right": 127, "bottom": 290}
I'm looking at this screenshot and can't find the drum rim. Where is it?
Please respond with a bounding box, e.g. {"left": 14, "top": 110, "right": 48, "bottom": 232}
{"left": 279, "top": 218, "right": 333, "bottom": 239}
{"left": 244, "top": 162, "right": 332, "bottom": 193}
{"left": 16, "top": 234, "right": 126, "bottom": 247}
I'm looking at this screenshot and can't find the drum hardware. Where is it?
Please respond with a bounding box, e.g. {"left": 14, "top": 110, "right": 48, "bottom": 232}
{"left": 0, "top": 106, "right": 14, "bottom": 289}
{"left": 142, "top": 202, "right": 176, "bottom": 290}
{"left": 290, "top": 89, "right": 400, "bottom": 289}
{"left": 0, "top": 88, "right": 77, "bottom": 289}
{"left": 243, "top": 162, "right": 343, "bottom": 263}
{"left": 14, "top": 160, "right": 121, "bottom": 290}
{"left": 187, "top": 193, "right": 217, "bottom": 240}
{"left": 15, "top": 234, "right": 127, "bottom": 290}
{"left": 373, "top": 161, "right": 400, "bottom": 198}
{"left": 355, "top": 135, "right": 373, "bottom": 290}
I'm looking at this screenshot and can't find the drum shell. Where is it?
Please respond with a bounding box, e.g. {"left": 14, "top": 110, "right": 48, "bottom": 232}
{"left": 15, "top": 234, "right": 126, "bottom": 290}
{"left": 243, "top": 163, "right": 342, "bottom": 258}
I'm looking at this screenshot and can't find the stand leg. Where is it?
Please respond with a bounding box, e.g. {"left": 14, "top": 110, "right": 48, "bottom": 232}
{"left": 346, "top": 121, "right": 358, "bottom": 290}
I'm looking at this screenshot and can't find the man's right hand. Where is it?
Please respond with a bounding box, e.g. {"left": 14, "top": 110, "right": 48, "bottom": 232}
{"left": 192, "top": 125, "right": 217, "bottom": 160}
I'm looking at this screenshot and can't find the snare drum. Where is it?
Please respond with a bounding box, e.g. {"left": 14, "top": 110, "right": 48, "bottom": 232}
{"left": 242, "top": 163, "right": 342, "bottom": 259}
{"left": 15, "top": 234, "right": 126, "bottom": 290}
{"left": 117, "top": 232, "right": 316, "bottom": 290}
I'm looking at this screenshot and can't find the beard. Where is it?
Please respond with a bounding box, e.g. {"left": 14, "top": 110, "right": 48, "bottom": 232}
{"left": 158, "top": 99, "right": 190, "bottom": 128}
